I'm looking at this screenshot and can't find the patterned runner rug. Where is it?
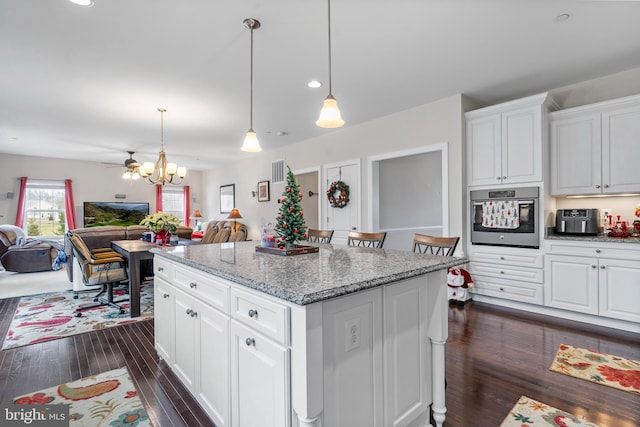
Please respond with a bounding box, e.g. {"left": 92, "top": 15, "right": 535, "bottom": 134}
{"left": 2, "top": 283, "right": 153, "bottom": 350}
{"left": 13, "top": 367, "right": 152, "bottom": 426}
{"left": 550, "top": 343, "right": 640, "bottom": 395}
{"left": 500, "top": 396, "right": 601, "bottom": 427}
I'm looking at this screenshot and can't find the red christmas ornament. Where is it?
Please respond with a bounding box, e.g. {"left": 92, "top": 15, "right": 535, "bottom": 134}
{"left": 286, "top": 188, "right": 291, "bottom": 193}
{"left": 299, "top": 212, "right": 304, "bottom": 216}
{"left": 283, "top": 223, "right": 287, "bottom": 227}
{"left": 303, "top": 233, "right": 307, "bottom": 238}
{"left": 289, "top": 207, "right": 294, "bottom": 212}
{"left": 281, "top": 198, "right": 286, "bottom": 203}
{"left": 280, "top": 215, "right": 284, "bottom": 219}
{"left": 299, "top": 193, "right": 303, "bottom": 198}
{"left": 294, "top": 228, "right": 298, "bottom": 233}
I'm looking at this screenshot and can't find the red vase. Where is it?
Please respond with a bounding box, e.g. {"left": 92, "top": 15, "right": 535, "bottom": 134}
{"left": 155, "top": 230, "right": 170, "bottom": 245}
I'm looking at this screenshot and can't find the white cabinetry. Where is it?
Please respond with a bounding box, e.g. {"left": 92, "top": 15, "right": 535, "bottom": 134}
{"left": 549, "top": 94, "right": 640, "bottom": 195}
{"left": 468, "top": 246, "right": 543, "bottom": 304}
{"left": 544, "top": 240, "right": 640, "bottom": 323}
{"left": 466, "top": 93, "right": 555, "bottom": 187}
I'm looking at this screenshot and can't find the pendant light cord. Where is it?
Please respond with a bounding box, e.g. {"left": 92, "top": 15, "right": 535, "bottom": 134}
{"left": 158, "top": 108, "right": 165, "bottom": 150}
{"left": 249, "top": 24, "right": 254, "bottom": 130}
{"left": 327, "top": 0, "right": 333, "bottom": 96}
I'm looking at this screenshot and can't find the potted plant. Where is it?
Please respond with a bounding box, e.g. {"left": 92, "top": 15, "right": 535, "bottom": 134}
{"left": 140, "top": 212, "right": 181, "bottom": 244}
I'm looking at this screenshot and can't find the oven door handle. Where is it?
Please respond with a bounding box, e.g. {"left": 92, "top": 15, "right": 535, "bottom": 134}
{"left": 518, "top": 200, "right": 534, "bottom": 204}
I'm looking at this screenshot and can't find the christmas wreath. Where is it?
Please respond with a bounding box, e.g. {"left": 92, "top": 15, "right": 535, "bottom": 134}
{"left": 327, "top": 180, "right": 350, "bottom": 208}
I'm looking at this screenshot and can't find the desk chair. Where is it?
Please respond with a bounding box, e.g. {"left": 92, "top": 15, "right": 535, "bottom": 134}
{"left": 412, "top": 234, "right": 459, "bottom": 256}
{"left": 67, "top": 232, "right": 129, "bottom": 317}
{"left": 347, "top": 231, "right": 387, "bottom": 248}
{"left": 307, "top": 229, "right": 334, "bottom": 244}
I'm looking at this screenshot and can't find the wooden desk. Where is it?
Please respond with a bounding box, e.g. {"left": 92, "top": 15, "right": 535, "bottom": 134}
{"left": 111, "top": 239, "right": 201, "bottom": 317}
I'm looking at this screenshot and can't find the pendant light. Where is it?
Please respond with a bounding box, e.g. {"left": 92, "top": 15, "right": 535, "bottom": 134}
{"left": 241, "top": 18, "right": 262, "bottom": 152}
{"left": 316, "top": 0, "right": 344, "bottom": 128}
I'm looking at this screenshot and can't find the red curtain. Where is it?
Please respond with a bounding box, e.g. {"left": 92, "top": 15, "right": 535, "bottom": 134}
{"left": 184, "top": 186, "right": 191, "bottom": 227}
{"left": 155, "top": 184, "right": 163, "bottom": 212}
{"left": 64, "top": 179, "right": 77, "bottom": 230}
{"left": 15, "top": 176, "right": 28, "bottom": 228}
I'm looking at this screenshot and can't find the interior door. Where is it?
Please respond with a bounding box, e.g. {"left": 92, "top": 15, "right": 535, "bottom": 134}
{"left": 324, "top": 161, "right": 360, "bottom": 245}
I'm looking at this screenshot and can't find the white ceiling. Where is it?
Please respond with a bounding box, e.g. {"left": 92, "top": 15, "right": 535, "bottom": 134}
{"left": 1, "top": 0, "right": 640, "bottom": 171}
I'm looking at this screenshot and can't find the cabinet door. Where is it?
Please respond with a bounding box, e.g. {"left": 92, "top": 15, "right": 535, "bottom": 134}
{"left": 467, "top": 114, "right": 502, "bottom": 186}
{"left": 602, "top": 103, "right": 640, "bottom": 194}
{"left": 502, "top": 106, "right": 541, "bottom": 184}
{"left": 196, "top": 301, "right": 230, "bottom": 427}
{"left": 154, "top": 277, "right": 174, "bottom": 364}
{"left": 231, "top": 320, "right": 289, "bottom": 427}
{"left": 598, "top": 259, "right": 640, "bottom": 323}
{"left": 544, "top": 255, "right": 598, "bottom": 314}
{"left": 549, "top": 113, "right": 602, "bottom": 195}
{"left": 173, "top": 287, "right": 197, "bottom": 390}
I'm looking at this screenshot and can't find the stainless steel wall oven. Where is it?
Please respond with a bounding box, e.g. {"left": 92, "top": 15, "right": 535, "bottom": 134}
{"left": 470, "top": 186, "right": 539, "bottom": 249}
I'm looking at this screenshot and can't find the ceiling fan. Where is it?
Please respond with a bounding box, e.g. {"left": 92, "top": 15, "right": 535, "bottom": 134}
{"left": 119, "top": 151, "right": 142, "bottom": 180}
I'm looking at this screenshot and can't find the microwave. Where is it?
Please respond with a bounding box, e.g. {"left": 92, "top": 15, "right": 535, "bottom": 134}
{"left": 470, "top": 187, "right": 540, "bottom": 249}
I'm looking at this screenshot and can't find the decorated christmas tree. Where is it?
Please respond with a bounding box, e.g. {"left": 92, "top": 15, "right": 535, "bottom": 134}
{"left": 274, "top": 166, "right": 307, "bottom": 248}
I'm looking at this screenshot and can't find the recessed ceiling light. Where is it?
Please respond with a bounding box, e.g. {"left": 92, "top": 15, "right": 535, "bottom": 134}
{"left": 555, "top": 13, "right": 570, "bottom": 22}
{"left": 307, "top": 80, "right": 322, "bottom": 89}
{"left": 68, "top": 0, "right": 94, "bottom": 6}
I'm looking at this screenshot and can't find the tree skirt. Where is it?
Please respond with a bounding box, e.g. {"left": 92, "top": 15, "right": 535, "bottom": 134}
{"left": 500, "top": 396, "right": 601, "bottom": 427}
{"left": 550, "top": 343, "right": 640, "bottom": 395}
{"left": 13, "top": 367, "right": 152, "bottom": 426}
{"left": 2, "top": 283, "right": 153, "bottom": 350}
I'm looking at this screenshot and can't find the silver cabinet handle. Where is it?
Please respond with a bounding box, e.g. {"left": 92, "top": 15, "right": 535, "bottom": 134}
{"left": 600, "top": 265, "right": 605, "bottom": 270}
{"left": 595, "top": 249, "right": 601, "bottom": 253}
{"left": 496, "top": 177, "right": 501, "bottom": 180}
{"left": 595, "top": 185, "right": 601, "bottom": 189}
{"left": 157, "top": 267, "right": 164, "bottom": 272}
{"left": 186, "top": 308, "right": 193, "bottom": 315}
{"left": 163, "top": 293, "right": 170, "bottom": 298}
{"left": 500, "top": 256, "right": 505, "bottom": 260}
{"left": 499, "top": 287, "right": 504, "bottom": 291}
{"left": 604, "top": 184, "right": 609, "bottom": 188}
{"left": 502, "top": 176, "right": 507, "bottom": 180}
{"left": 248, "top": 309, "right": 258, "bottom": 318}
{"left": 592, "top": 265, "right": 597, "bottom": 269}
{"left": 191, "top": 311, "right": 198, "bottom": 318}
{"left": 245, "top": 337, "right": 255, "bottom": 346}
{"left": 189, "top": 282, "right": 197, "bottom": 289}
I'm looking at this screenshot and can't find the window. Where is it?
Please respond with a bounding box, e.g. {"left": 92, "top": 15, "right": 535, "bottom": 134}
{"left": 162, "top": 188, "right": 185, "bottom": 224}
{"left": 24, "top": 180, "right": 66, "bottom": 237}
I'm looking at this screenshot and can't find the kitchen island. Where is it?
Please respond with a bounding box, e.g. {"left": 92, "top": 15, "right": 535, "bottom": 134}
{"left": 151, "top": 241, "right": 467, "bottom": 427}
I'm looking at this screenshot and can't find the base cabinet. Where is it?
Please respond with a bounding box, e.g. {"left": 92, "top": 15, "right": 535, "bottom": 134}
{"left": 154, "top": 257, "right": 449, "bottom": 427}
{"left": 544, "top": 241, "right": 640, "bottom": 323}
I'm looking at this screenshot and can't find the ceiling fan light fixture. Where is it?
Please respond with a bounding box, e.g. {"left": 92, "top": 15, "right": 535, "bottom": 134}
{"left": 241, "top": 18, "right": 262, "bottom": 153}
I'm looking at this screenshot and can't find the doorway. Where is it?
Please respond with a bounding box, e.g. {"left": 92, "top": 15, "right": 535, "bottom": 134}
{"left": 294, "top": 169, "right": 320, "bottom": 230}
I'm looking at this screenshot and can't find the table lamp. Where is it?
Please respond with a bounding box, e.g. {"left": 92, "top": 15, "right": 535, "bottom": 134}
{"left": 227, "top": 208, "right": 243, "bottom": 232}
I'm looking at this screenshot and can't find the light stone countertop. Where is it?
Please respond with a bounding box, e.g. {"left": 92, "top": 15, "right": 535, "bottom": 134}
{"left": 545, "top": 228, "right": 640, "bottom": 244}
{"left": 151, "top": 241, "right": 467, "bottom": 305}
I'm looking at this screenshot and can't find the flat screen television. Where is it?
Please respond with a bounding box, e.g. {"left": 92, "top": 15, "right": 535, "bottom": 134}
{"left": 83, "top": 202, "right": 150, "bottom": 228}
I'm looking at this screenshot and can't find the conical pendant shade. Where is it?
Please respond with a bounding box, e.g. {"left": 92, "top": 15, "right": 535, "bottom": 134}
{"left": 241, "top": 129, "right": 261, "bottom": 152}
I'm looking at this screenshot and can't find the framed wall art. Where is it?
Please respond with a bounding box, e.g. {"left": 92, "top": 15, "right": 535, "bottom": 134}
{"left": 220, "top": 184, "right": 235, "bottom": 213}
{"left": 258, "top": 180, "right": 270, "bottom": 202}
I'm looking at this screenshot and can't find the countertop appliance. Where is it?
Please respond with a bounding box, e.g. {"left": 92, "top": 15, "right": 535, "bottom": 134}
{"left": 470, "top": 186, "right": 539, "bottom": 249}
{"left": 555, "top": 209, "right": 601, "bottom": 235}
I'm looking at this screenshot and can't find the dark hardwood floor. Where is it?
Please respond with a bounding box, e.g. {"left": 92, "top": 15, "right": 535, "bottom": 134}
{"left": 0, "top": 296, "right": 638, "bottom": 426}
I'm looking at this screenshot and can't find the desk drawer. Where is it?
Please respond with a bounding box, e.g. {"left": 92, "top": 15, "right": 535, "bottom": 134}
{"left": 230, "top": 287, "right": 290, "bottom": 345}
{"left": 174, "top": 265, "right": 230, "bottom": 314}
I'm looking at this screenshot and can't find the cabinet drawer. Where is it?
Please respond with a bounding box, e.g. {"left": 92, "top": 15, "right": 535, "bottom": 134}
{"left": 470, "top": 248, "right": 543, "bottom": 268}
{"left": 230, "top": 288, "right": 290, "bottom": 346}
{"left": 154, "top": 257, "right": 174, "bottom": 282}
{"left": 545, "top": 241, "right": 640, "bottom": 261}
{"left": 469, "top": 263, "right": 543, "bottom": 283}
{"left": 470, "top": 276, "right": 543, "bottom": 304}
{"left": 174, "top": 265, "right": 230, "bottom": 314}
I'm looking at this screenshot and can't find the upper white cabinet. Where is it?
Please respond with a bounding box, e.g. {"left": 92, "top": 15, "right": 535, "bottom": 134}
{"left": 466, "top": 93, "right": 555, "bottom": 187}
{"left": 549, "top": 94, "right": 640, "bottom": 195}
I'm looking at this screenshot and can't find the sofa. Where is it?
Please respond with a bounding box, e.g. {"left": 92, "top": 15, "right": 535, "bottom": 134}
{"left": 64, "top": 224, "right": 193, "bottom": 283}
{"left": 0, "top": 225, "right": 62, "bottom": 273}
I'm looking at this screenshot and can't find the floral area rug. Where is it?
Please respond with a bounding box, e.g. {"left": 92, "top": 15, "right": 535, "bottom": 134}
{"left": 500, "top": 396, "right": 601, "bottom": 427}
{"left": 549, "top": 343, "right": 640, "bottom": 395}
{"left": 13, "top": 367, "right": 152, "bottom": 426}
{"left": 2, "top": 282, "right": 153, "bottom": 350}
